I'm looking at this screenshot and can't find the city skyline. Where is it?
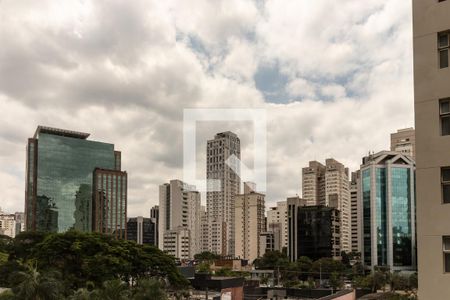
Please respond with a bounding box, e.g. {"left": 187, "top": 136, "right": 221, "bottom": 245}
{"left": 0, "top": 0, "right": 414, "bottom": 218}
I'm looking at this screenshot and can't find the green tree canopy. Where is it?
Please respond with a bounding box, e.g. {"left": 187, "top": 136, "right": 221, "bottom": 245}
{"left": 253, "top": 250, "right": 290, "bottom": 270}
{"left": 194, "top": 251, "right": 220, "bottom": 261}
{"left": 6, "top": 231, "right": 188, "bottom": 291}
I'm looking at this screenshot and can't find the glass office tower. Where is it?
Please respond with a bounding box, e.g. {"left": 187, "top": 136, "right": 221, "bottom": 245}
{"left": 25, "top": 126, "right": 127, "bottom": 236}
{"left": 359, "top": 151, "right": 416, "bottom": 271}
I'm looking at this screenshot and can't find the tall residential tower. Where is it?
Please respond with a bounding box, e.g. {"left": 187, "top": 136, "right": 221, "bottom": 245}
{"left": 206, "top": 132, "right": 241, "bottom": 255}
{"left": 302, "top": 159, "right": 351, "bottom": 253}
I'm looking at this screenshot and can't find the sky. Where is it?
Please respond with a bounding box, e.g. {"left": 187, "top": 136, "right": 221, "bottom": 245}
{"left": 0, "top": 0, "right": 414, "bottom": 216}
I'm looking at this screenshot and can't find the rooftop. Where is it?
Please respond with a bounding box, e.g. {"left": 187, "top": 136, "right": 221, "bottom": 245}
{"left": 34, "top": 125, "right": 90, "bottom": 140}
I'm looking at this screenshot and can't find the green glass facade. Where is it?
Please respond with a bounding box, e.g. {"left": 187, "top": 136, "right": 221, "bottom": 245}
{"left": 391, "top": 167, "right": 412, "bottom": 266}
{"left": 361, "top": 152, "right": 416, "bottom": 271}
{"left": 25, "top": 127, "right": 126, "bottom": 235}
{"left": 376, "top": 168, "right": 387, "bottom": 266}
{"left": 362, "top": 168, "right": 371, "bottom": 266}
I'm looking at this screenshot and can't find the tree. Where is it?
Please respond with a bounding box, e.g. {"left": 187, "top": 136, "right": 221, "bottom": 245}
{"left": 253, "top": 251, "right": 290, "bottom": 270}
{"left": 329, "top": 271, "right": 344, "bottom": 291}
{"left": 9, "top": 265, "right": 63, "bottom": 300}
{"left": 341, "top": 251, "right": 350, "bottom": 266}
{"left": 0, "top": 260, "right": 27, "bottom": 287}
{"left": 294, "top": 256, "right": 313, "bottom": 280}
{"left": 196, "top": 262, "right": 211, "bottom": 274}
{"left": 409, "top": 273, "right": 418, "bottom": 291}
{"left": 311, "top": 258, "right": 345, "bottom": 279}
{"left": 92, "top": 279, "right": 130, "bottom": 300}
{"left": 0, "top": 290, "right": 14, "bottom": 300}
{"left": 27, "top": 231, "right": 188, "bottom": 290}
{"left": 8, "top": 231, "right": 48, "bottom": 262}
{"left": 133, "top": 278, "right": 167, "bottom": 300}
{"left": 390, "top": 273, "right": 408, "bottom": 292}
{"left": 69, "top": 288, "right": 95, "bottom": 300}
{"left": 194, "top": 251, "right": 219, "bottom": 261}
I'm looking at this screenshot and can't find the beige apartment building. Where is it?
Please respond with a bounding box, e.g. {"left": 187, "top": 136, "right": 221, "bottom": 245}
{"left": 302, "top": 159, "right": 351, "bottom": 253}
{"left": 206, "top": 132, "right": 241, "bottom": 256}
{"left": 266, "top": 201, "right": 288, "bottom": 249}
{"left": 302, "top": 161, "right": 326, "bottom": 206}
{"left": 158, "top": 179, "right": 201, "bottom": 259}
{"left": 234, "top": 183, "right": 265, "bottom": 263}
{"left": 414, "top": 0, "right": 450, "bottom": 298}
{"left": 390, "top": 128, "right": 416, "bottom": 159}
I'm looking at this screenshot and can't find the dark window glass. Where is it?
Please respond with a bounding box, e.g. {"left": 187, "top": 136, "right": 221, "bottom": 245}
{"left": 441, "top": 100, "right": 450, "bottom": 114}
{"left": 443, "top": 185, "right": 450, "bottom": 203}
{"left": 439, "top": 33, "right": 449, "bottom": 48}
{"left": 442, "top": 116, "right": 450, "bottom": 136}
{"left": 440, "top": 49, "right": 449, "bottom": 68}
{"left": 442, "top": 168, "right": 450, "bottom": 182}
{"left": 441, "top": 100, "right": 450, "bottom": 135}
{"left": 442, "top": 169, "right": 450, "bottom": 203}
{"left": 446, "top": 253, "right": 450, "bottom": 273}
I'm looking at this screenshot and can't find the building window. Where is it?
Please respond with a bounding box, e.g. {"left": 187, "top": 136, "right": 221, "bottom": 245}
{"left": 440, "top": 99, "right": 450, "bottom": 135}
{"left": 439, "top": 31, "right": 449, "bottom": 68}
{"left": 442, "top": 168, "right": 450, "bottom": 203}
{"left": 444, "top": 237, "right": 450, "bottom": 272}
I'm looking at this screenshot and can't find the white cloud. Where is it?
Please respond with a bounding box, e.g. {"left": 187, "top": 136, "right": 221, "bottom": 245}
{"left": 0, "top": 0, "right": 413, "bottom": 215}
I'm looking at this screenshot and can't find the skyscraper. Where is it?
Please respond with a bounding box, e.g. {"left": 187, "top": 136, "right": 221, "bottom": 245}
{"left": 287, "top": 196, "right": 306, "bottom": 262}
{"left": 150, "top": 205, "right": 159, "bottom": 246}
{"left": 206, "top": 131, "right": 241, "bottom": 256}
{"left": 25, "top": 126, "right": 127, "bottom": 235}
{"left": 234, "top": 182, "right": 265, "bottom": 263}
{"left": 302, "top": 161, "right": 326, "bottom": 206}
{"left": 266, "top": 201, "right": 288, "bottom": 249}
{"left": 92, "top": 168, "right": 127, "bottom": 239}
{"left": 301, "top": 159, "right": 351, "bottom": 253}
{"left": 127, "top": 216, "right": 156, "bottom": 245}
{"left": 359, "top": 151, "right": 416, "bottom": 272}
{"left": 291, "top": 205, "right": 341, "bottom": 262}
{"left": 390, "top": 128, "right": 416, "bottom": 159}
{"left": 158, "top": 179, "right": 201, "bottom": 258}
{"left": 350, "top": 171, "right": 361, "bottom": 253}
{"left": 413, "top": 1, "right": 450, "bottom": 297}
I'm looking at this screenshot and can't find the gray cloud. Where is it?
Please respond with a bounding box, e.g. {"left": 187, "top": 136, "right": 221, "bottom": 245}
{"left": 0, "top": 0, "right": 413, "bottom": 215}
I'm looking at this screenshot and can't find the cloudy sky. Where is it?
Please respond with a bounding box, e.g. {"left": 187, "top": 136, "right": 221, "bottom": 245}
{"left": 0, "top": 0, "right": 413, "bottom": 216}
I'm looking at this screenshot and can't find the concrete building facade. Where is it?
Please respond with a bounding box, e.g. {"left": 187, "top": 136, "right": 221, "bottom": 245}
{"left": 302, "top": 159, "right": 351, "bottom": 253}
{"left": 163, "top": 227, "right": 191, "bottom": 260}
{"left": 206, "top": 132, "right": 241, "bottom": 256}
{"left": 259, "top": 223, "right": 282, "bottom": 255}
{"left": 413, "top": 0, "right": 450, "bottom": 297}
{"left": 266, "top": 201, "right": 288, "bottom": 249}
{"left": 302, "top": 161, "right": 326, "bottom": 206}
{"left": 390, "top": 128, "right": 416, "bottom": 159}
{"left": 234, "top": 183, "right": 265, "bottom": 263}
{"left": 0, "top": 212, "right": 16, "bottom": 238}
{"left": 158, "top": 179, "right": 201, "bottom": 259}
